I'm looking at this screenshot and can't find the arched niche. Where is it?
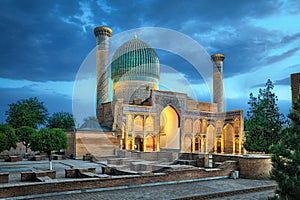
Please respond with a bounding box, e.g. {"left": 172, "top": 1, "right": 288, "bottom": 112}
{"left": 159, "top": 105, "right": 180, "bottom": 150}
{"left": 134, "top": 115, "right": 144, "bottom": 132}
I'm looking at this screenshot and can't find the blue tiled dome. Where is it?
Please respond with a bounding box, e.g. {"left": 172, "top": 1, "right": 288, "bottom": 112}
{"left": 111, "top": 37, "right": 160, "bottom": 83}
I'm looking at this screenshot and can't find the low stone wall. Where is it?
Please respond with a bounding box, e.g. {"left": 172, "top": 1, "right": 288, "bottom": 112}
{"left": 0, "top": 173, "right": 9, "bottom": 183}
{"left": 28, "top": 155, "right": 46, "bottom": 161}
{"left": 0, "top": 161, "right": 237, "bottom": 198}
{"left": 212, "top": 154, "right": 272, "bottom": 179}
{"left": 212, "top": 154, "right": 240, "bottom": 163}
{"left": 239, "top": 156, "right": 272, "bottom": 179}
{"left": 65, "top": 168, "right": 96, "bottom": 178}
{"left": 21, "top": 171, "right": 56, "bottom": 182}
{"left": 178, "top": 153, "right": 209, "bottom": 167}
{"left": 117, "top": 150, "right": 178, "bottom": 162}
{"left": 4, "top": 156, "right": 22, "bottom": 162}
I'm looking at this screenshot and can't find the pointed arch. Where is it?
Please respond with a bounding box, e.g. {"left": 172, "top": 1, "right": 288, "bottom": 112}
{"left": 134, "top": 115, "right": 144, "bottom": 132}
{"left": 184, "top": 135, "right": 192, "bottom": 152}
{"left": 160, "top": 105, "right": 180, "bottom": 150}
{"left": 194, "top": 119, "right": 201, "bottom": 134}
{"left": 216, "top": 120, "right": 222, "bottom": 135}
{"left": 145, "top": 116, "right": 154, "bottom": 132}
{"left": 202, "top": 119, "right": 207, "bottom": 133}
{"left": 128, "top": 114, "right": 133, "bottom": 132}
{"left": 207, "top": 125, "right": 215, "bottom": 153}
{"left": 184, "top": 118, "right": 193, "bottom": 133}
{"left": 145, "top": 134, "right": 155, "bottom": 152}
{"left": 223, "top": 124, "right": 234, "bottom": 154}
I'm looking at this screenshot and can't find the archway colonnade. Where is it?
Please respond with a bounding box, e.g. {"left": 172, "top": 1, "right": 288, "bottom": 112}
{"left": 182, "top": 118, "right": 242, "bottom": 154}
{"left": 121, "top": 106, "right": 242, "bottom": 154}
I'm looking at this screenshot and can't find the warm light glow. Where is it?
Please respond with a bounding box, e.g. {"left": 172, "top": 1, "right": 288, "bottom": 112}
{"left": 160, "top": 106, "right": 180, "bottom": 149}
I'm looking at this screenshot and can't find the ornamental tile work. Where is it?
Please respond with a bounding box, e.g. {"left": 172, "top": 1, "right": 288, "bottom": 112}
{"left": 95, "top": 26, "right": 244, "bottom": 154}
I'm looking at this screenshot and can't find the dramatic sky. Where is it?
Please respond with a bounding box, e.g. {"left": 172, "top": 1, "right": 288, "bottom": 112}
{"left": 0, "top": 0, "right": 299, "bottom": 125}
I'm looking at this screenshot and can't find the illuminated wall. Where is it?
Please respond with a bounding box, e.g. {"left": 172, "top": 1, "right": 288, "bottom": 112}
{"left": 160, "top": 106, "right": 180, "bottom": 150}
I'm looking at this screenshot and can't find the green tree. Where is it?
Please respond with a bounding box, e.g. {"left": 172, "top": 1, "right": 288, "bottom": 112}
{"left": 244, "top": 79, "right": 285, "bottom": 153}
{"left": 0, "top": 124, "right": 18, "bottom": 153}
{"left": 270, "top": 94, "right": 300, "bottom": 199}
{"left": 30, "top": 128, "right": 68, "bottom": 170}
{"left": 5, "top": 97, "right": 48, "bottom": 129}
{"left": 15, "top": 126, "right": 36, "bottom": 154}
{"left": 47, "top": 112, "right": 75, "bottom": 131}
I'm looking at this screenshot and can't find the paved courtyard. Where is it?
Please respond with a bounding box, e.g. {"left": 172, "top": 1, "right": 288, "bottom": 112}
{"left": 0, "top": 159, "right": 277, "bottom": 199}
{"left": 32, "top": 179, "right": 276, "bottom": 200}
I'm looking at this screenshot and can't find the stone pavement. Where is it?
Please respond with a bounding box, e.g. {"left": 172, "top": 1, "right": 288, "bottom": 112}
{"left": 31, "top": 178, "right": 276, "bottom": 200}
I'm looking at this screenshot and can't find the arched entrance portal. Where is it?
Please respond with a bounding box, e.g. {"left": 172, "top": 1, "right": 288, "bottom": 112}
{"left": 160, "top": 105, "right": 180, "bottom": 150}
{"left": 223, "top": 124, "right": 234, "bottom": 154}
{"left": 145, "top": 135, "right": 155, "bottom": 152}
{"left": 134, "top": 135, "right": 143, "bottom": 151}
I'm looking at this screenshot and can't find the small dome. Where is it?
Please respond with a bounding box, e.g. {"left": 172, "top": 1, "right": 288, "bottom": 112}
{"left": 111, "top": 37, "right": 160, "bottom": 83}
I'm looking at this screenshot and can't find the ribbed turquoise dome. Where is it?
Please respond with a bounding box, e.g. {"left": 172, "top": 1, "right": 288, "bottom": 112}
{"left": 111, "top": 38, "right": 160, "bottom": 83}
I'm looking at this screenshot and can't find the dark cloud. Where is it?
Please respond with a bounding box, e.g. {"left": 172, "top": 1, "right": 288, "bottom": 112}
{"left": 0, "top": 0, "right": 296, "bottom": 120}
{"left": 281, "top": 32, "right": 300, "bottom": 44}
{"left": 275, "top": 77, "right": 290, "bottom": 86}
{"left": 0, "top": 0, "right": 93, "bottom": 82}
{"left": 265, "top": 47, "right": 299, "bottom": 65}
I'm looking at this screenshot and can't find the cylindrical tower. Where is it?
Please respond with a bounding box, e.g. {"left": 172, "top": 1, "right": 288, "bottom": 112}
{"left": 211, "top": 54, "right": 225, "bottom": 112}
{"left": 94, "top": 26, "right": 112, "bottom": 107}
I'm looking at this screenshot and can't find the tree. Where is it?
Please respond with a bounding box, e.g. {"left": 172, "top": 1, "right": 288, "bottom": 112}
{"left": 270, "top": 94, "right": 300, "bottom": 199}
{"left": 83, "top": 116, "right": 98, "bottom": 122}
{"left": 0, "top": 124, "right": 18, "bottom": 153}
{"left": 244, "top": 79, "right": 285, "bottom": 153}
{"left": 5, "top": 97, "right": 48, "bottom": 129}
{"left": 47, "top": 112, "right": 75, "bottom": 131}
{"left": 15, "top": 126, "right": 36, "bottom": 154}
{"left": 30, "top": 128, "right": 68, "bottom": 170}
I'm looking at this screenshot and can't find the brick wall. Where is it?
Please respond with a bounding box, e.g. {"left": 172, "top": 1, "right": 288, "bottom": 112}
{"left": 0, "top": 161, "right": 237, "bottom": 198}
{"left": 212, "top": 154, "right": 271, "bottom": 179}
{"left": 239, "top": 156, "right": 271, "bottom": 179}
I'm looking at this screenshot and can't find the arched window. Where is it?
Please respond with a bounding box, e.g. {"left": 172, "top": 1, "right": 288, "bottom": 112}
{"left": 128, "top": 115, "right": 133, "bottom": 132}
{"left": 184, "top": 119, "right": 193, "bottom": 133}
{"left": 202, "top": 119, "right": 207, "bottom": 133}
{"left": 194, "top": 119, "right": 201, "bottom": 134}
{"left": 134, "top": 116, "right": 144, "bottom": 132}
{"left": 145, "top": 116, "right": 154, "bottom": 131}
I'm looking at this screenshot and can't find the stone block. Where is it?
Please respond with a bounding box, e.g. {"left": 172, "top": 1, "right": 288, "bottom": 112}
{"left": 5, "top": 156, "right": 22, "bottom": 162}
{"left": 0, "top": 173, "right": 9, "bottom": 183}
{"left": 21, "top": 171, "right": 36, "bottom": 181}
{"left": 21, "top": 170, "right": 56, "bottom": 182}
{"left": 28, "top": 155, "right": 43, "bottom": 161}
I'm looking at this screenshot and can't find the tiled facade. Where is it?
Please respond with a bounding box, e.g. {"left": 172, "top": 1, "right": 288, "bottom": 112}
{"left": 95, "top": 26, "right": 244, "bottom": 154}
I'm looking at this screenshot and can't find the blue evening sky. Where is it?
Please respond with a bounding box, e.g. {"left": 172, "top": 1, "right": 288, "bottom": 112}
{"left": 0, "top": 0, "right": 299, "bottom": 125}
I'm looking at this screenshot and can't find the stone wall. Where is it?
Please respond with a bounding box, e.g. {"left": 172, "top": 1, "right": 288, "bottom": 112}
{"left": 0, "top": 161, "right": 237, "bottom": 198}
{"left": 212, "top": 154, "right": 272, "bottom": 179}
{"left": 239, "top": 156, "right": 272, "bottom": 179}
{"left": 21, "top": 171, "right": 56, "bottom": 182}
{"left": 0, "top": 173, "right": 9, "bottom": 184}
{"left": 117, "top": 150, "right": 178, "bottom": 162}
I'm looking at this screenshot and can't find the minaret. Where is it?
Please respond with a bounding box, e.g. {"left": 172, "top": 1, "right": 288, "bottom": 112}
{"left": 94, "top": 26, "right": 112, "bottom": 107}
{"left": 211, "top": 54, "right": 225, "bottom": 112}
